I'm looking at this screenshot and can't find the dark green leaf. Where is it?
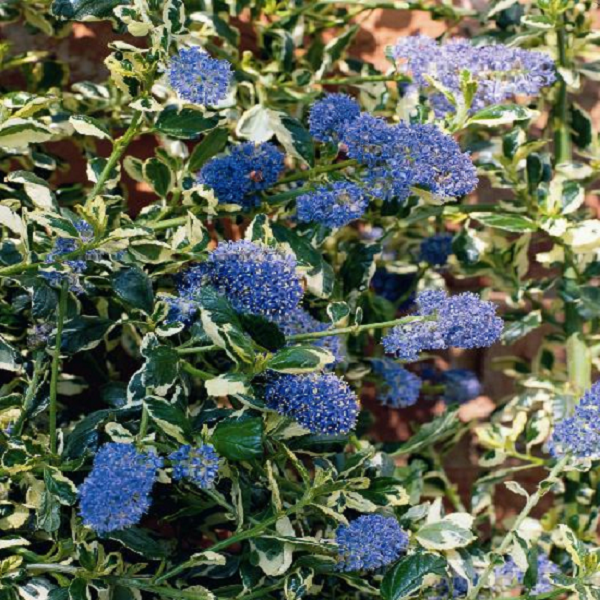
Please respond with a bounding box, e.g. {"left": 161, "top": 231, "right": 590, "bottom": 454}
{"left": 144, "top": 158, "right": 173, "bottom": 198}
{"left": 189, "top": 128, "right": 229, "bottom": 172}
{"left": 341, "top": 242, "right": 381, "bottom": 294}
{"left": 44, "top": 468, "right": 77, "bottom": 505}
{"left": 475, "top": 213, "right": 537, "bottom": 233}
{"left": 239, "top": 314, "right": 286, "bottom": 352}
{"left": 108, "top": 527, "right": 171, "bottom": 559}
{"left": 212, "top": 417, "right": 264, "bottom": 461}
{"left": 381, "top": 553, "right": 447, "bottom": 600}
{"left": 145, "top": 396, "right": 191, "bottom": 442}
{"left": 266, "top": 345, "right": 333, "bottom": 374}
{"left": 111, "top": 267, "right": 154, "bottom": 314}
{"left": 60, "top": 316, "right": 114, "bottom": 354}
{"left": 51, "top": 0, "right": 129, "bottom": 20}
{"left": 155, "top": 107, "right": 219, "bottom": 140}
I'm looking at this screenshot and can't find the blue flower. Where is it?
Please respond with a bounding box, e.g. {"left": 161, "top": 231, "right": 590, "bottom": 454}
{"left": 169, "top": 443, "right": 220, "bottom": 489}
{"left": 79, "top": 443, "right": 163, "bottom": 534}
{"left": 308, "top": 93, "right": 361, "bottom": 143}
{"left": 168, "top": 46, "right": 232, "bottom": 106}
{"left": 265, "top": 372, "right": 358, "bottom": 435}
{"left": 549, "top": 380, "right": 600, "bottom": 459}
{"left": 383, "top": 290, "right": 503, "bottom": 361}
{"left": 199, "top": 240, "right": 303, "bottom": 321}
{"left": 392, "top": 36, "right": 556, "bottom": 115}
{"left": 493, "top": 555, "right": 558, "bottom": 594}
{"left": 420, "top": 234, "right": 454, "bottom": 266}
{"left": 371, "top": 268, "right": 417, "bottom": 308}
{"left": 198, "top": 142, "right": 285, "bottom": 208}
{"left": 278, "top": 308, "right": 345, "bottom": 364}
{"left": 341, "top": 113, "right": 398, "bottom": 166}
{"left": 371, "top": 358, "right": 422, "bottom": 408}
{"left": 335, "top": 514, "right": 408, "bottom": 572}
{"left": 160, "top": 294, "right": 199, "bottom": 326}
{"left": 427, "top": 576, "right": 470, "bottom": 599}
{"left": 442, "top": 369, "right": 481, "bottom": 404}
{"left": 297, "top": 181, "right": 369, "bottom": 228}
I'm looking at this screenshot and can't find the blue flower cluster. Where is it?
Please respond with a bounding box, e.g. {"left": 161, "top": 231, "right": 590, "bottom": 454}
{"left": 493, "top": 555, "right": 558, "bottom": 595}
{"left": 335, "top": 514, "right": 408, "bottom": 572}
{"left": 198, "top": 142, "right": 285, "bottom": 208}
{"left": 43, "top": 220, "right": 100, "bottom": 294}
{"left": 420, "top": 233, "right": 454, "bottom": 266}
{"left": 371, "top": 358, "right": 422, "bottom": 408}
{"left": 392, "top": 35, "right": 556, "bottom": 115}
{"left": 549, "top": 381, "right": 600, "bottom": 459}
{"left": 426, "top": 576, "right": 469, "bottom": 599}
{"left": 79, "top": 443, "right": 163, "bottom": 534}
{"left": 278, "top": 308, "right": 345, "bottom": 364}
{"left": 383, "top": 290, "right": 503, "bottom": 360}
{"left": 308, "top": 93, "right": 361, "bottom": 143}
{"left": 371, "top": 268, "right": 417, "bottom": 308}
{"left": 168, "top": 46, "right": 232, "bottom": 106}
{"left": 161, "top": 294, "right": 199, "bottom": 326}
{"left": 341, "top": 116, "right": 478, "bottom": 202}
{"left": 442, "top": 369, "right": 482, "bottom": 404}
{"left": 265, "top": 372, "right": 358, "bottom": 435}
{"left": 297, "top": 181, "right": 368, "bottom": 228}
{"left": 169, "top": 443, "right": 220, "bottom": 489}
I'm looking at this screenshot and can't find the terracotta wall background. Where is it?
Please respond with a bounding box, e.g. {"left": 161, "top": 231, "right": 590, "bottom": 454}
{"left": 3, "top": 5, "right": 600, "bottom": 517}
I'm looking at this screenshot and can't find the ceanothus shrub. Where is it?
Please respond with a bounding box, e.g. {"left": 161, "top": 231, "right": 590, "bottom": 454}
{"left": 0, "top": 1, "right": 599, "bottom": 599}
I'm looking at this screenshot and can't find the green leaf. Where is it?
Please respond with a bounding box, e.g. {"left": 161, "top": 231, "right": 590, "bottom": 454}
{"left": 51, "top": 0, "right": 129, "bottom": 20}
{"left": 155, "top": 107, "right": 219, "bottom": 140}
{"left": 273, "top": 114, "right": 315, "bottom": 167}
{"left": 60, "top": 317, "right": 114, "bottom": 354}
{"left": 43, "top": 468, "right": 77, "bottom": 506}
{"left": 468, "top": 104, "right": 537, "bottom": 126}
{"left": 37, "top": 491, "right": 61, "bottom": 533}
{"left": 0, "top": 335, "right": 21, "bottom": 373}
{"left": 144, "top": 158, "right": 173, "bottom": 198}
{"left": 141, "top": 339, "right": 180, "bottom": 393}
{"left": 341, "top": 242, "right": 381, "bottom": 294}
{"left": 111, "top": 267, "right": 154, "bottom": 314}
{"left": 69, "top": 115, "right": 111, "bottom": 140}
{"left": 145, "top": 396, "right": 190, "bottom": 443}
{"left": 415, "top": 517, "right": 475, "bottom": 550}
{"left": 381, "top": 553, "right": 447, "bottom": 600}
{"left": 474, "top": 213, "right": 537, "bottom": 233}
{"left": 239, "top": 314, "right": 286, "bottom": 352}
{"left": 501, "top": 310, "right": 542, "bottom": 344}
{"left": 266, "top": 345, "right": 334, "bottom": 374}
{"left": 212, "top": 417, "right": 264, "bottom": 461}
{"left": 108, "top": 527, "right": 171, "bottom": 559}
{"left": 189, "top": 128, "right": 229, "bottom": 172}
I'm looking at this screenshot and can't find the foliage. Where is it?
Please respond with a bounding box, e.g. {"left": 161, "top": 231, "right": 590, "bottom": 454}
{"left": 1, "top": 1, "right": 600, "bottom": 599}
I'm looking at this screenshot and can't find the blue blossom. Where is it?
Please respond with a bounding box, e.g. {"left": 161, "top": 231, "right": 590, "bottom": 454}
{"left": 169, "top": 443, "right": 220, "bottom": 489}
{"left": 493, "top": 555, "right": 558, "bottom": 594}
{"left": 443, "top": 369, "right": 482, "bottom": 404}
{"left": 382, "top": 320, "right": 446, "bottom": 362}
{"left": 383, "top": 290, "right": 503, "bottom": 360}
{"left": 420, "top": 233, "right": 454, "bottom": 266}
{"left": 198, "top": 142, "right": 285, "bottom": 208}
{"left": 341, "top": 115, "right": 477, "bottom": 202}
{"left": 160, "top": 294, "right": 199, "bottom": 326}
{"left": 371, "top": 358, "right": 422, "bottom": 408}
{"left": 297, "top": 181, "right": 369, "bottom": 228}
{"left": 392, "top": 36, "right": 556, "bottom": 115}
{"left": 199, "top": 240, "right": 304, "bottom": 321}
{"left": 168, "top": 46, "right": 232, "bottom": 106}
{"left": 28, "top": 323, "right": 53, "bottom": 348}
{"left": 335, "top": 514, "right": 408, "bottom": 572}
{"left": 278, "top": 308, "right": 345, "bottom": 364}
{"left": 427, "top": 576, "right": 470, "bottom": 599}
{"left": 265, "top": 372, "right": 358, "bottom": 435}
{"left": 371, "top": 268, "right": 416, "bottom": 308}
{"left": 549, "top": 380, "right": 600, "bottom": 459}
{"left": 79, "top": 443, "right": 163, "bottom": 534}
{"left": 308, "top": 93, "right": 361, "bottom": 143}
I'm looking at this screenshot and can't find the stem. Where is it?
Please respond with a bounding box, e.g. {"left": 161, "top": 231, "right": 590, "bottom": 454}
{"left": 12, "top": 352, "right": 45, "bottom": 437}
{"left": 181, "top": 361, "right": 212, "bottom": 381}
{"left": 465, "top": 457, "right": 568, "bottom": 600}
{"left": 554, "top": 21, "right": 571, "bottom": 165}
{"left": 49, "top": 279, "right": 69, "bottom": 457}
{"left": 138, "top": 404, "right": 150, "bottom": 442}
{"left": 176, "top": 345, "right": 219, "bottom": 356}
{"left": 314, "top": 74, "right": 409, "bottom": 86}
{"left": 275, "top": 159, "right": 358, "bottom": 186}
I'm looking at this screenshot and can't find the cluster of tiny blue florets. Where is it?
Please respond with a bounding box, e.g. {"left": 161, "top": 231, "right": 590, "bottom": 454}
{"left": 278, "top": 308, "right": 345, "bottom": 364}
{"left": 426, "top": 576, "right": 470, "bottom": 599}
{"left": 169, "top": 443, "right": 220, "bottom": 489}
{"left": 371, "top": 358, "right": 422, "bottom": 408}
{"left": 308, "top": 93, "right": 361, "bottom": 143}
{"left": 549, "top": 380, "right": 600, "bottom": 459}
{"left": 79, "top": 443, "right": 163, "bottom": 534}
{"left": 198, "top": 142, "right": 285, "bottom": 208}
{"left": 392, "top": 35, "right": 556, "bottom": 115}
{"left": 383, "top": 290, "right": 503, "bottom": 360}
{"left": 442, "top": 369, "right": 482, "bottom": 404}
{"left": 297, "top": 181, "right": 369, "bottom": 228}
{"left": 161, "top": 294, "right": 199, "bottom": 326}
{"left": 265, "top": 372, "right": 358, "bottom": 435}
{"left": 493, "top": 555, "right": 558, "bottom": 595}
{"left": 420, "top": 234, "right": 454, "bottom": 266}
{"left": 43, "top": 220, "right": 100, "bottom": 294}
{"left": 335, "top": 514, "right": 408, "bottom": 572}
{"left": 168, "top": 46, "right": 232, "bottom": 106}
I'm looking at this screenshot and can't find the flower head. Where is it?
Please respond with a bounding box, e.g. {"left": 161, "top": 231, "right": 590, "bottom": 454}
{"left": 168, "top": 47, "right": 232, "bottom": 105}
{"left": 297, "top": 181, "right": 369, "bottom": 228}
{"left": 549, "top": 380, "right": 600, "bottom": 459}
{"left": 382, "top": 320, "right": 446, "bottom": 362}
{"left": 420, "top": 234, "right": 454, "bottom": 266}
{"left": 278, "top": 308, "right": 345, "bottom": 364}
{"left": 265, "top": 372, "right": 358, "bottom": 435}
{"left": 198, "top": 142, "right": 285, "bottom": 208}
{"left": 160, "top": 294, "right": 199, "bottom": 326}
{"left": 392, "top": 36, "right": 556, "bottom": 115}
{"left": 169, "top": 443, "right": 220, "bottom": 489}
{"left": 336, "top": 514, "right": 408, "bottom": 571}
{"left": 308, "top": 93, "right": 361, "bottom": 143}
{"left": 442, "top": 369, "right": 481, "bottom": 404}
{"left": 201, "top": 240, "right": 304, "bottom": 321}
{"left": 493, "top": 555, "right": 558, "bottom": 594}
{"left": 371, "top": 358, "right": 422, "bottom": 408}
{"left": 79, "top": 443, "right": 163, "bottom": 534}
